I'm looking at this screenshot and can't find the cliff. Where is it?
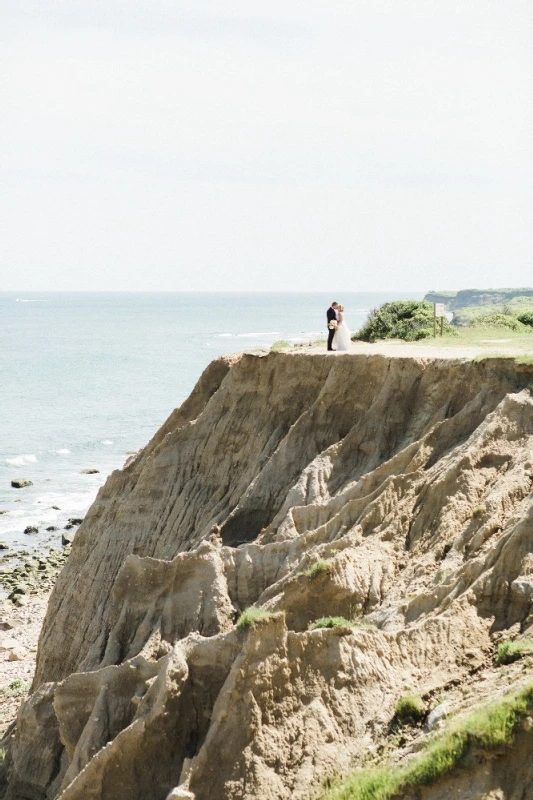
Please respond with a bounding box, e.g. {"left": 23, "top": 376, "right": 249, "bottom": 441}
{"left": 424, "top": 288, "right": 533, "bottom": 310}
{"left": 3, "top": 351, "right": 533, "bottom": 800}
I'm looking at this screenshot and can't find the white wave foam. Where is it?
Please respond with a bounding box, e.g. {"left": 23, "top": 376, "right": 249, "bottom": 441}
{"left": 235, "top": 331, "right": 282, "bottom": 338}
{"left": 15, "top": 298, "right": 42, "bottom": 302}
{"left": 215, "top": 333, "right": 233, "bottom": 338}
{"left": 101, "top": 440, "right": 114, "bottom": 445}
{"left": 5, "top": 454, "right": 38, "bottom": 466}
{"left": 51, "top": 448, "right": 71, "bottom": 455}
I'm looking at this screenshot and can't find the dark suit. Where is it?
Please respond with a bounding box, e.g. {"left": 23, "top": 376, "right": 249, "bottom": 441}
{"left": 327, "top": 306, "right": 337, "bottom": 351}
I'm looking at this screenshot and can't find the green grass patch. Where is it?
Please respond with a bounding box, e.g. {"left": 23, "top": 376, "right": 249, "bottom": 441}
{"left": 497, "top": 639, "right": 533, "bottom": 666}
{"left": 0, "top": 679, "right": 29, "bottom": 698}
{"left": 321, "top": 681, "right": 533, "bottom": 800}
{"left": 236, "top": 607, "right": 277, "bottom": 629}
{"left": 301, "top": 559, "right": 335, "bottom": 579}
{"left": 392, "top": 694, "right": 426, "bottom": 728}
{"left": 270, "top": 340, "right": 291, "bottom": 352}
{"left": 310, "top": 616, "right": 353, "bottom": 630}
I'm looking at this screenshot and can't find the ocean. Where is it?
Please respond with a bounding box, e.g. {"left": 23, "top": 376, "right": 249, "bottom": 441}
{"left": 0, "top": 291, "right": 423, "bottom": 552}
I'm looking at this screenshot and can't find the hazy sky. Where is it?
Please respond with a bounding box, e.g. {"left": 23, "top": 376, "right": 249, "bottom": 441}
{"left": 2, "top": 1, "right": 532, "bottom": 292}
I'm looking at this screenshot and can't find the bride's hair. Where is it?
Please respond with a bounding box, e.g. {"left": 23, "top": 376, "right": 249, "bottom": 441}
{"left": 338, "top": 305, "right": 345, "bottom": 312}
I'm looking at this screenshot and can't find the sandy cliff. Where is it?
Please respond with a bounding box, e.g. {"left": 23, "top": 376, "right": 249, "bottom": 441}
{"left": 3, "top": 351, "right": 533, "bottom": 800}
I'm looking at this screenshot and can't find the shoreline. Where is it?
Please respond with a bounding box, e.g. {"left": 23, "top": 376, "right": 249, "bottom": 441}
{"left": 0, "top": 544, "right": 70, "bottom": 737}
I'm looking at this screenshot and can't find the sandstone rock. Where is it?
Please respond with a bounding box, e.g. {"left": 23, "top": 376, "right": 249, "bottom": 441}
{"left": 6, "top": 353, "right": 533, "bottom": 800}
{"left": 62, "top": 531, "right": 75, "bottom": 546}
{"left": 0, "top": 636, "right": 20, "bottom": 651}
{"left": 426, "top": 703, "right": 449, "bottom": 731}
{"left": 166, "top": 789, "right": 195, "bottom": 799}
{"left": 8, "top": 645, "right": 28, "bottom": 661}
{"left": 11, "top": 479, "right": 32, "bottom": 489}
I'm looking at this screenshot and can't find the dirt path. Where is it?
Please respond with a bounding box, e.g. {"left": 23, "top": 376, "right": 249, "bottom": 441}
{"left": 296, "top": 338, "right": 532, "bottom": 359}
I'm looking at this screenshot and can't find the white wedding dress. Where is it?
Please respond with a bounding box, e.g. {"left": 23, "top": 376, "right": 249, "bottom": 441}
{"left": 333, "top": 316, "right": 351, "bottom": 351}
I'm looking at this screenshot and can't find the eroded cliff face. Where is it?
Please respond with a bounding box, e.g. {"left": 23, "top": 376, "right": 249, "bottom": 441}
{"left": 3, "top": 352, "right": 533, "bottom": 800}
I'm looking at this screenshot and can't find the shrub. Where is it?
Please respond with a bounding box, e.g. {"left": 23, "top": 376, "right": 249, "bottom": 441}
{"left": 517, "top": 312, "right": 533, "bottom": 327}
{"left": 301, "top": 559, "right": 334, "bottom": 578}
{"left": 353, "top": 301, "right": 455, "bottom": 343}
{"left": 0, "top": 679, "right": 29, "bottom": 697}
{"left": 270, "top": 340, "right": 291, "bottom": 352}
{"left": 463, "top": 312, "right": 527, "bottom": 331}
{"left": 236, "top": 607, "right": 276, "bottom": 629}
{"left": 497, "top": 639, "right": 533, "bottom": 666}
{"left": 471, "top": 505, "right": 485, "bottom": 519}
{"left": 322, "top": 681, "right": 533, "bottom": 800}
{"left": 310, "top": 616, "right": 353, "bottom": 630}
{"left": 392, "top": 694, "right": 426, "bottom": 728}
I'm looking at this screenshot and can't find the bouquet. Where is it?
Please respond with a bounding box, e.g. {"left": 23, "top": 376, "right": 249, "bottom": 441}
{"left": 328, "top": 320, "right": 338, "bottom": 330}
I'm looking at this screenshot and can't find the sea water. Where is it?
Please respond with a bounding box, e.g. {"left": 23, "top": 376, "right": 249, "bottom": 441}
{"left": 0, "top": 291, "right": 423, "bottom": 551}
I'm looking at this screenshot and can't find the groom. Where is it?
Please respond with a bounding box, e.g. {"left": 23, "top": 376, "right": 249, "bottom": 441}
{"left": 327, "top": 302, "right": 339, "bottom": 351}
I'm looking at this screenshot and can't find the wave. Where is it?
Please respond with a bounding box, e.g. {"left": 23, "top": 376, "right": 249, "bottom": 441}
{"left": 5, "top": 453, "right": 38, "bottom": 466}
{"left": 15, "top": 298, "right": 42, "bottom": 302}
{"left": 214, "top": 332, "right": 282, "bottom": 339}
{"left": 50, "top": 448, "right": 71, "bottom": 455}
{"left": 101, "top": 440, "right": 114, "bottom": 445}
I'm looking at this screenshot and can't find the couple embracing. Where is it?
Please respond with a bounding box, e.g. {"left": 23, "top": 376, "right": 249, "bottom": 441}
{"left": 326, "top": 302, "right": 351, "bottom": 352}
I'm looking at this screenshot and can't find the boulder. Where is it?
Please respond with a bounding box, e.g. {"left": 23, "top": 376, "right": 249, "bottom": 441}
{"left": 24, "top": 526, "right": 39, "bottom": 535}
{"left": 11, "top": 479, "right": 33, "bottom": 489}
{"left": 62, "top": 531, "right": 75, "bottom": 546}
{"left": 0, "top": 636, "right": 20, "bottom": 652}
{"left": 80, "top": 469, "right": 99, "bottom": 475}
{"left": 8, "top": 645, "right": 28, "bottom": 661}
{"left": 426, "top": 703, "right": 449, "bottom": 732}
{"left": 46, "top": 526, "right": 58, "bottom": 532}
{"left": 68, "top": 518, "right": 84, "bottom": 526}
{"left": 0, "top": 542, "right": 9, "bottom": 550}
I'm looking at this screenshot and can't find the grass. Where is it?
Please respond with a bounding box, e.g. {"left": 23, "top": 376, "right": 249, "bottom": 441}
{"left": 392, "top": 694, "right": 426, "bottom": 728}
{"left": 270, "top": 340, "right": 291, "bottom": 352}
{"left": 300, "top": 559, "right": 335, "bottom": 578}
{"left": 497, "top": 639, "right": 533, "bottom": 666}
{"left": 0, "top": 679, "right": 29, "bottom": 698}
{"left": 310, "top": 616, "right": 353, "bottom": 630}
{"left": 236, "top": 606, "right": 277, "bottom": 629}
{"left": 321, "top": 680, "right": 533, "bottom": 800}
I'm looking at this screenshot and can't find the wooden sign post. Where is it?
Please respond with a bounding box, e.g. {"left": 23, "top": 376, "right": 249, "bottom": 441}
{"left": 434, "top": 303, "right": 445, "bottom": 337}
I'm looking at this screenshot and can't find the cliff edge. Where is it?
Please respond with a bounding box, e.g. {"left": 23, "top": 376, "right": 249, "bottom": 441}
{"left": 3, "top": 351, "right": 533, "bottom": 800}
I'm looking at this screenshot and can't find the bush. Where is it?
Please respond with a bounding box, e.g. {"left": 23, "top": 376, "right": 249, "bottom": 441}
{"left": 392, "top": 694, "right": 426, "bottom": 728}
{"left": 236, "top": 607, "right": 277, "bottom": 629}
{"left": 270, "top": 340, "right": 291, "bottom": 352}
{"left": 300, "top": 559, "right": 334, "bottom": 578}
{"left": 0, "top": 679, "right": 29, "bottom": 698}
{"left": 470, "top": 313, "right": 527, "bottom": 331}
{"left": 310, "top": 616, "right": 353, "bottom": 630}
{"left": 497, "top": 639, "right": 533, "bottom": 666}
{"left": 354, "top": 301, "right": 455, "bottom": 342}
{"left": 471, "top": 505, "right": 485, "bottom": 519}
{"left": 517, "top": 312, "right": 533, "bottom": 327}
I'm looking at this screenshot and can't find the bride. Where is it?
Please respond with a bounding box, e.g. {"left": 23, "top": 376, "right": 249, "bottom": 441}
{"left": 333, "top": 305, "right": 351, "bottom": 351}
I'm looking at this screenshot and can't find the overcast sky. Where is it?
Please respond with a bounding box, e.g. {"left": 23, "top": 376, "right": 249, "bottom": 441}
{"left": 1, "top": 1, "right": 532, "bottom": 292}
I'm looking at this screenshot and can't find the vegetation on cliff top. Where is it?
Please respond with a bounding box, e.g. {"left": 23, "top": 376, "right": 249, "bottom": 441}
{"left": 322, "top": 680, "right": 533, "bottom": 800}
{"left": 353, "top": 301, "right": 456, "bottom": 342}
